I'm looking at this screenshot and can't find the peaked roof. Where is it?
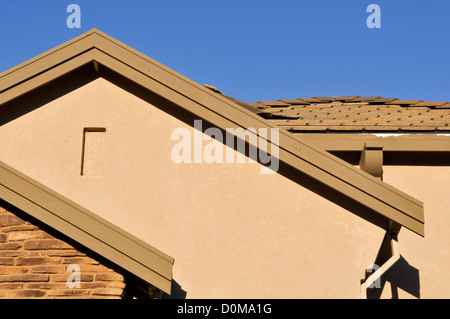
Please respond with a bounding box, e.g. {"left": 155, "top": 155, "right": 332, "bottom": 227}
{"left": 0, "top": 30, "right": 424, "bottom": 239}
{"left": 247, "top": 96, "right": 450, "bottom": 133}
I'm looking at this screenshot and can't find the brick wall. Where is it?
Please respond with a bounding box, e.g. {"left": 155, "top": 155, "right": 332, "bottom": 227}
{"left": 0, "top": 204, "right": 127, "bottom": 299}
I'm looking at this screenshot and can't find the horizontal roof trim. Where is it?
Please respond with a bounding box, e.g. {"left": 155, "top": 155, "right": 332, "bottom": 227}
{"left": 296, "top": 134, "right": 450, "bottom": 152}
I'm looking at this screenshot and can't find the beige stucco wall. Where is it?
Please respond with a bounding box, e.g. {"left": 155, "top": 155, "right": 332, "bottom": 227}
{"left": 380, "top": 166, "right": 450, "bottom": 299}
{"left": 0, "top": 77, "right": 393, "bottom": 298}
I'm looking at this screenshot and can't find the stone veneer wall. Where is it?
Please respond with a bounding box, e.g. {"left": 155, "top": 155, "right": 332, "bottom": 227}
{"left": 0, "top": 204, "right": 126, "bottom": 298}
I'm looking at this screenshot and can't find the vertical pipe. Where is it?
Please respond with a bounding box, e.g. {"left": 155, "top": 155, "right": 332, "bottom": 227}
{"left": 361, "top": 233, "right": 400, "bottom": 299}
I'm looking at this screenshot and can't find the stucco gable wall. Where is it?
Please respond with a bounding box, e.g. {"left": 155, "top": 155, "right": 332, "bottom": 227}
{"left": 0, "top": 78, "right": 386, "bottom": 298}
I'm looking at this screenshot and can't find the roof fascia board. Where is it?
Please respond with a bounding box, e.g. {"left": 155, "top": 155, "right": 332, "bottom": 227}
{"left": 0, "top": 161, "right": 174, "bottom": 294}
{"left": 278, "top": 148, "right": 424, "bottom": 234}
{"left": 93, "top": 49, "right": 424, "bottom": 235}
{"left": 293, "top": 133, "right": 450, "bottom": 152}
{"left": 0, "top": 185, "right": 171, "bottom": 293}
{"left": 0, "top": 31, "right": 97, "bottom": 93}
{"left": 0, "top": 30, "right": 425, "bottom": 236}
{"left": 0, "top": 50, "right": 97, "bottom": 105}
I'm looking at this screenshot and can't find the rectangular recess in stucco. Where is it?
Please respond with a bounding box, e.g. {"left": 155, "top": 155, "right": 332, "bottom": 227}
{"left": 81, "top": 127, "right": 106, "bottom": 176}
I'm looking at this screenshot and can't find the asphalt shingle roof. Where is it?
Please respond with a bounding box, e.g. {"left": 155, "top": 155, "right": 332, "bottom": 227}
{"left": 245, "top": 96, "right": 450, "bottom": 133}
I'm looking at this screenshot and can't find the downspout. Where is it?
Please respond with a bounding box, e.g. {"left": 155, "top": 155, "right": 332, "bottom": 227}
{"left": 360, "top": 232, "right": 400, "bottom": 299}
{"left": 358, "top": 141, "right": 401, "bottom": 298}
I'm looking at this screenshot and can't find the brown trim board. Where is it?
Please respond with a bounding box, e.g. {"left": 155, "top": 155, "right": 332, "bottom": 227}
{"left": 296, "top": 133, "right": 450, "bottom": 153}
{"left": 0, "top": 161, "right": 174, "bottom": 294}
{"left": 295, "top": 134, "right": 450, "bottom": 166}
{"left": 0, "top": 29, "right": 424, "bottom": 237}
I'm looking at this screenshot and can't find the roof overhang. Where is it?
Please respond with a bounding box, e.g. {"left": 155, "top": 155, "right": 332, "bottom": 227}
{"left": 295, "top": 133, "right": 450, "bottom": 166}
{"left": 296, "top": 133, "right": 450, "bottom": 152}
{"left": 0, "top": 161, "right": 174, "bottom": 294}
{"left": 0, "top": 29, "right": 424, "bottom": 237}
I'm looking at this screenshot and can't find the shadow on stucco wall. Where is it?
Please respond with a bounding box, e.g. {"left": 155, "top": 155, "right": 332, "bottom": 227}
{"left": 367, "top": 256, "right": 420, "bottom": 299}
{"left": 162, "top": 280, "right": 187, "bottom": 299}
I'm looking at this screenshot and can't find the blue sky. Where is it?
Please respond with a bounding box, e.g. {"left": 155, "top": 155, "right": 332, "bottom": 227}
{"left": 1, "top": 0, "right": 449, "bottom": 102}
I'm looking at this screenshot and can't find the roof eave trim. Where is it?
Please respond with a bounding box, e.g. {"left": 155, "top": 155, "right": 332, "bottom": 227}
{"left": 0, "top": 161, "right": 174, "bottom": 294}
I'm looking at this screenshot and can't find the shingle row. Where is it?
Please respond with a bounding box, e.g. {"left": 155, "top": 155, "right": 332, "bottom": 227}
{"left": 247, "top": 96, "right": 450, "bottom": 132}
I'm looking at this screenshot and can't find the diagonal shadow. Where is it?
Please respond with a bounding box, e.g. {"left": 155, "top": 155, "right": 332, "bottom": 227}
{"left": 367, "top": 255, "right": 420, "bottom": 299}
{"left": 161, "top": 280, "right": 187, "bottom": 299}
